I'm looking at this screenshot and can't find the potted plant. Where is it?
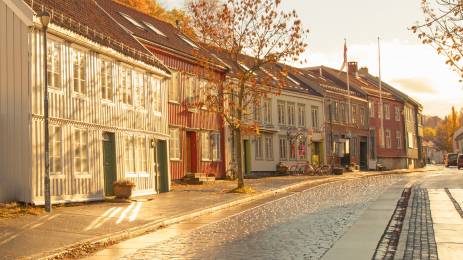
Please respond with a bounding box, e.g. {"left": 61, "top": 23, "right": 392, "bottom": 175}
{"left": 113, "top": 180, "right": 136, "bottom": 199}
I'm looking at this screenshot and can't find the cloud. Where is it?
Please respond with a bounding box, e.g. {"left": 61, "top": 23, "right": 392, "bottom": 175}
{"left": 390, "top": 78, "right": 436, "bottom": 94}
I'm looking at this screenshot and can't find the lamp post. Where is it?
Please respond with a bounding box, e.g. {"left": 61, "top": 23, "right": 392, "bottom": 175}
{"left": 38, "top": 11, "right": 51, "bottom": 213}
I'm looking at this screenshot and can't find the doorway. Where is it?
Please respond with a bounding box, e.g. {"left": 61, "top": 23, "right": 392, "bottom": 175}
{"left": 157, "top": 140, "right": 169, "bottom": 193}
{"left": 186, "top": 131, "right": 198, "bottom": 174}
{"left": 360, "top": 141, "right": 368, "bottom": 170}
{"left": 102, "top": 132, "right": 117, "bottom": 196}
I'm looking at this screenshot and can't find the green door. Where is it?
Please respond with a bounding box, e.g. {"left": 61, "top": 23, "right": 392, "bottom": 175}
{"left": 157, "top": 140, "right": 169, "bottom": 193}
{"left": 103, "top": 132, "right": 117, "bottom": 196}
{"left": 243, "top": 140, "right": 251, "bottom": 176}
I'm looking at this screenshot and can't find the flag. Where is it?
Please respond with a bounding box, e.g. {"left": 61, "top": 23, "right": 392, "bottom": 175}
{"left": 340, "top": 40, "right": 347, "bottom": 72}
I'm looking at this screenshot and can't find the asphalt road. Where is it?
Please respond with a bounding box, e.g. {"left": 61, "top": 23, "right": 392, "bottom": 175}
{"left": 85, "top": 167, "right": 463, "bottom": 260}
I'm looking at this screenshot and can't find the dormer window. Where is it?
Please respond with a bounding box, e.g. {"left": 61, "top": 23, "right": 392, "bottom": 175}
{"left": 144, "top": 22, "right": 166, "bottom": 37}
{"left": 179, "top": 34, "right": 199, "bottom": 49}
{"left": 238, "top": 62, "right": 256, "bottom": 75}
{"left": 260, "top": 67, "right": 278, "bottom": 81}
{"left": 120, "top": 12, "right": 145, "bottom": 29}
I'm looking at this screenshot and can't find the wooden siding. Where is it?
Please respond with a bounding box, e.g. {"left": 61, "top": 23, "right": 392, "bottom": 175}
{"left": 29, "top": 29, "right": 169, "bottom": 204}
{"left": 0, "top": 1, "right": 32, "bottom": 202}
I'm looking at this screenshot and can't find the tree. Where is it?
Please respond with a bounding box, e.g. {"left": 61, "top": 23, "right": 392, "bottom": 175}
{"left": 187, "top": 0, "right": 308, "bottom": 189}
{"left": 412, "top": 0, "right": 463, "bottom": 82}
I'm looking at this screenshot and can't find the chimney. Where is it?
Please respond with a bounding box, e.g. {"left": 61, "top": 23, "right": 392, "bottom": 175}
{"left": 359, "top": 67, "right": 369, "bottom": 75}
{"left": 348, "top": 61, "right": 359, "bottom": 77}
{"left": 175, "top": 19, "right": 181, "bottom": 30}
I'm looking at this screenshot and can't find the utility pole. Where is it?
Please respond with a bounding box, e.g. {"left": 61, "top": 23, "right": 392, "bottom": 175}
{"left": 39, "top": 11, "right": 52, "bottom": 212}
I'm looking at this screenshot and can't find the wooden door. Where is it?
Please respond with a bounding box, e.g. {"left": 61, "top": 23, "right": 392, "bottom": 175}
{"left": 102, "top": 132, "right": 117, "bottom": 196}
{"left": 186, "top": 132, "right": 198, "bottom": 174}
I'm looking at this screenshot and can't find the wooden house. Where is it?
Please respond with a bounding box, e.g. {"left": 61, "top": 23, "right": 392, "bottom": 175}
{"left": 0, "top": 0, "right": 171, "bottom": 203}
{"left": 98, "top": 0, "right": 229, "bottom": 180}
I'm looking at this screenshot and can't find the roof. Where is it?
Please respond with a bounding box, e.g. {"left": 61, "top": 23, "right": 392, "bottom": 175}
{"left": 360, "top": 72, "right": 423, "bottom": 109}
{"left": 96, "top": 0, "right": 225, "bottom": 70}
{"left": 24, "top": 0, "right": 169, "bottom": 73}
{"left": 356, "top": 73, "right": 403, "bottom": 102}
{"left": 302, "top": 66, "right": 368, "bottom": 100}
{"left": 212, "top": 50, "right": 322, "bottom": 97}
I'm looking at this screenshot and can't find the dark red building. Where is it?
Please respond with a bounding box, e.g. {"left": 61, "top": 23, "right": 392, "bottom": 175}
{"left": 99, "top": 0, "right": 228, "bottom": 180}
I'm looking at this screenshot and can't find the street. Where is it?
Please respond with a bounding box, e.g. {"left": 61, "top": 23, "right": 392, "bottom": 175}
{"left": 85, "top": 167, "right": 463, "bottom": 260}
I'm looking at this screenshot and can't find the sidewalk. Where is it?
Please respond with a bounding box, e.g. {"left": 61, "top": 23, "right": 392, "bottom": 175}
{"left": 0, "top": 166, "right": 441, "bottom": 259}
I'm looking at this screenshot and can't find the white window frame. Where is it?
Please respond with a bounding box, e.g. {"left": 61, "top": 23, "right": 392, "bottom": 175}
{"left": 264, "top": 135, "right": 273, "bottom": 161}
{"left": 100, "top": 58, "right": 114, "bottom": 102}
{"left": 179, "top": 34, "right": 199, "bottom": 49}
{"left": 151, "top": 75, "right": 162, "bottom": 115}
{"left": 120, "top": 12, "right": 145, "bottom": 28}
{"left": 297, "top": 104, "right": 306, "bottom": 127}
{"left": 287, "top": 103, "right": 296, "bottom": 126}
{"left": 255, "top": 136, "right": 264, "bottom": 160}
{"left": 395, "top": 106, "right": 401, "bottom": 121}
{"left": 72, "top": 48, "right": 87, "bottom": 95}
{"left": 133, "top": 70, "right": 146, "bottom": 109}
{"left": 143, "top": 22, "right": 166, "bottom": 37}
{"left": 50, "top": 125, "right": 63, "bottom": 176}
{"left": 384, "top": 103, "right": 390, "bottom": 120}
{"left": 263, "top": 99, "right": 272, "bottom": 124}
{"left": 120, "top": 66, "right": 133, "bottom": 105}
{"left": 277, "top": 101, "right": 286, "bottom": 125}
{"left": 311, "top": 106, "right": 319, "bottom": 129}
{"left": 47, "top": 39, "right": 62, "bottom": 90}
{"left": 73, "top": 128, "right": 90, "bottom": 176}
{"left": 385, "top": 129, "right": 391, "bottom": 149}
{"left": 201, "top": 131, "right": 212, "bottom": 161}
{"left": 369, "top": 101, "right": 375, "bottom": 118}
{"left": 279, "top": 136, "right": 288, "bottom": 160}
{"left": 396, "top": 130, "right": 402, "bottom": 149}
{"left": 211, "top": 133, "right": 221, "bottom": 161}
{"left": 352, "top": 104, "right": 358, "bottom": 124}
{"left": 169, "top": 128, "right": 181, "bottom": 160}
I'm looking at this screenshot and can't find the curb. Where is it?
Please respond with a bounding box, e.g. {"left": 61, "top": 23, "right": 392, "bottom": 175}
{"left": 30, "top": 167, "right": 441, "bottom": 259}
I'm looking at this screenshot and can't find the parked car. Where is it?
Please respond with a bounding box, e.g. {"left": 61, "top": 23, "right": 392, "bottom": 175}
{"left": 458, "top": 154, "right": 463, "bottom": 170}
{"left": 446, "top": 153, "right": 458, "bottom": 167}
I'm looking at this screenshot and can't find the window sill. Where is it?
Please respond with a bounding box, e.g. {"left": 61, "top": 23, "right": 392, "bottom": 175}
{"left": 170, "top": 158, "right": 181, "bottom": 161}
{"left": 153, "top": 111, "right": 162, "bottom": 117}
{"left": 168, "top": 100, "right": 180, "bottom": 104}
{"left": 101, "top": 99, "right": 115, "bottom": 105}
{"left": 74, "top": 174, "right": 92, "bottom": 179}
{"left": 50, "top": 174, "right": 65, "bottom": 179}
{"left": 48, "top": 88, "right": 64, "bottom": 95}
{"left": 72, "top": 93, "right": 88, "bottom": 100}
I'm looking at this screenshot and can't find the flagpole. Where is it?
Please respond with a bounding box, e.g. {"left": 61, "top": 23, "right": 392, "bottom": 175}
{"left": 345, "top": 39, "right": 351, "bottom": 131}
{"left": 378, "top": 37, "right": 385, "bottom": 148}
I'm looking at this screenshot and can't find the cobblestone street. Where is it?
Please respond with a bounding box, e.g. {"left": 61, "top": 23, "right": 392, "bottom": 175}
{"left": 119, "top": 175, "right": 400, "bottom": 260}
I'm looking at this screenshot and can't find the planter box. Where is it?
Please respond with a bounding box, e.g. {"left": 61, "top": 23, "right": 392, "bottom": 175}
{"left": 113, "top": 184, "right": 134, "bottom": 199}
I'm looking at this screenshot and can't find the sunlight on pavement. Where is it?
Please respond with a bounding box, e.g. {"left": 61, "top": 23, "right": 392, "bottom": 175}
{"left": 429, "top": 189, "right": 463, "bottom": 260}
{"left": 129, "top": 202, "right": 143, "bottom": 222}
{"left": 116, "top": 203, "right": 135, "bottom": 224}
{"left": 0, "top": 214, "right": 61, "bottom": 246}
{"left": 84, "top": 207, "right": 116, "bottom": 231}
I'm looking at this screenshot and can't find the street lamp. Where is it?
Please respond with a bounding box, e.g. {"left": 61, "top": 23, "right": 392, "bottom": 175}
{"left": 38, "top": 11, "right": 51, "bottom": 213}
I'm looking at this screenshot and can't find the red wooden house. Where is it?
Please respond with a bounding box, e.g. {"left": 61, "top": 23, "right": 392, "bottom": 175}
{"left": 99, "top": 0, "right": 228, "bottom": 180}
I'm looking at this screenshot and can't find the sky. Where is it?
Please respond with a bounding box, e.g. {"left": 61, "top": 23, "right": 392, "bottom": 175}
{"left": 162, "top": 0, "right": 463, "bottom": 117}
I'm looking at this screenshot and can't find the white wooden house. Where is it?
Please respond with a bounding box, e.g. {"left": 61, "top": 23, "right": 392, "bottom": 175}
{"left": 0, "top": 0, "right": 171, "bottom": 204}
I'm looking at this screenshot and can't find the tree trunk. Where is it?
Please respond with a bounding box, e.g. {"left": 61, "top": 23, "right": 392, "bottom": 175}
{"left": 235, "top": 128, "right": 244, "bottom": 188}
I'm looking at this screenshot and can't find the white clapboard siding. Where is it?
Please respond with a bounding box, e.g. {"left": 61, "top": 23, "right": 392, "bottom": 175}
{"left": 29, "top": 28, "right": 169, "bottom": 204}
{"left": 0, "top": 1, "right": 33, "bottom": 202}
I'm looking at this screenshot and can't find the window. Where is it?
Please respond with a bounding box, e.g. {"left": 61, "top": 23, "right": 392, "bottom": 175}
{"left": 120, "top": 66, "right": 133, "bottom": 105}
{"left": 298, "top": 140, "right": 306, "bottom": 160}
{"left": 185, "top": 75, "right": 198, "bottom": 104}
{"left": 124, "top": 135, "right": 135, "bottom": 173}
{"left": 384, "top": 103, "right": 390, "bottom": 120}
{"left": 287, "top": 103, "right": 296, "bottom": 126}
{"left": 151, "top": 76, "right": 161, "bottom": 113}
{"left": 101, "top": 59, "right": 113, "bottom": 101}
{"left": 263, "top": 99, "right": 272, "bottom": 124}
{"left": 287, "top": 75, "right": 300, "bottom": 86}
{"left": 385, "top": 129, "right": 391, "bottom": 149}
{"left": 279, "top": 136, "right": 287, "bottom": 160}
{"left": 352, "top": 105, "right": 357, "bottom": 124}
{"left": 396, "top": 130, "right": 402, "bottom": 149}
{"left": 120, "top": 12, "right": 145, "bottom": 28}
{"left": 369, "top": 101, "right": 375, "bottom": 118}
{"left": 73, "top": 48, "right": 87, "bottom": 94}
{"left": 169, "top": 128, "right": 181, "bottom": 160}
{"left": 135, "top": 137, "right": 148, "bottom": 173}
{"left": 255, "top": 136, "right": 263, "bottom": 160}
{"left": 133, "top": 70, "right": 145, "bottom": 108}
{"left": 254, "top": 105, "right": 262, "bottom": 122}
{"left": 311, "top": 106, "right": 319, "bottom": 129}
{"left": 200, "top": 132, "right": 221, "bottom": 161}
{"left": 333, "top": 102, "right": 339, "bottom": 122}
{"left": 395, "top": 107, "right": 401, "bottom": 121}
{"left": 408, "top": 132, "right": 414, "bottom": 148}
{"left": 340, "top": 103, "right": 347, "bottom": 123}
{"left": 289, "top": 139, "right": 297, "bottom": 160}
{"left": 211, "top": 133, "right": 220, "bottom": 161}
{"left": 264, "top": 135, "right": 273, "bottom": 160}
{"left": 277, "top": 101, "right": 286, "bottom": 125}
{"left": 73, "top": 128, "right": 89, "bottom": 175}
{"left": 49, "top": 125, "right": 62, "bottom": 175}
{"left": 47, "top": 40, "right": 61, "bottom": 89}
{"left": 169, "top": 72, "right": 180, "bottom": 102}
{"left": 201, "top": 132, "right": 211, "bottom": 161}
{"left": 143, "top": 22, "right": 166, "bottom": 36}
{"left": 297, "top": 104, "right": 306, "bottom": 127}
{"left": 378, "top": 103, "right": 382, "bottom": 119}
{"left": 359, "top": 107, "right": 366, "bottom": 126}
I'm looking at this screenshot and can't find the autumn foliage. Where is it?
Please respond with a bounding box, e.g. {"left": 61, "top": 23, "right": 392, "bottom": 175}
{"left": 187, "top": 0, "right": 308, "bottom": 188}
